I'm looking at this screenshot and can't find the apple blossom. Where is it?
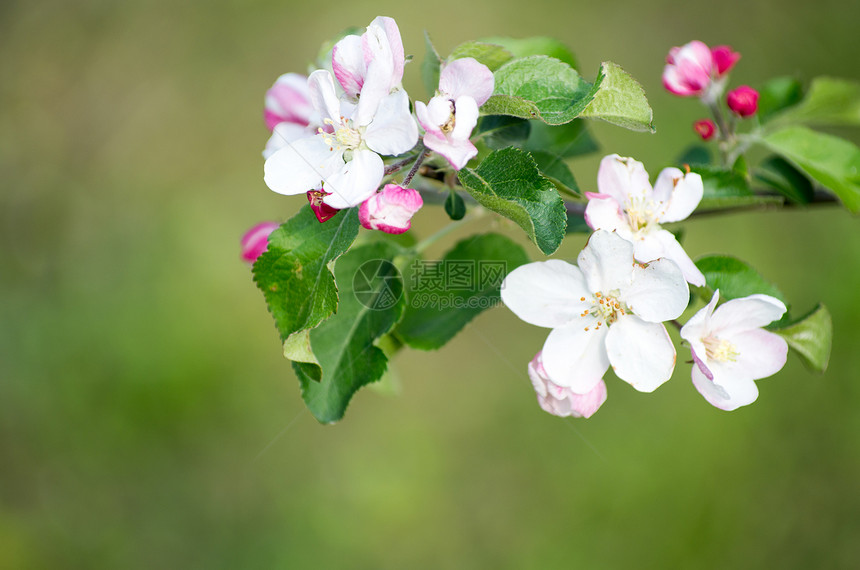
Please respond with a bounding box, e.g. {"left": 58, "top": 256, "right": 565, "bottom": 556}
{"left": 710, "top": 45, "right": 741, "bottom": 76}
{"left": 262, "top": 74, "right": 320, "bottom": 159}
{"left": 359, "top": 184, "right": 423, "bottom": 234}
{"left": 332, "top": 16, "right": 405, "bottom": 102}
{"left": 663, "top": 41, "right": 740, "bottom": 101}
{"left": 415, "top": 58, "right": 494, "bottom": 170}
{"left": 584, "top": 154, "right": 706, "bottom": 286}
{"left": 241, "top": 221, "right": 279, "bottom": 263}
{"left": 694, "top": 118, "right": 716, "bottom": 140}
{"left": 681, "top": 290, "right": 788, "bottom": 411}
{"left": 501, "top": 230, "right": 689, "bottom": 395}
{"left": 727, "top": 85, "right": 759, "bottom": 117}
{"left": 263, "top": 67, "right": 418, "bottom": 209}
{"left": 528, "top": 351, "right": 607, "bottom": 418}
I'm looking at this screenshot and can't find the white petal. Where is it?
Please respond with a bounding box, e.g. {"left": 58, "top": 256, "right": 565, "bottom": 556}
{"left": 541, "top": 322, "right": 610, "bottom": 393}
{"left": 623, "top": 257, "right": 689, "bottom": 322}
{"left": 633, "top": 229, "right": 705, "bottom": 286}
{"left": 680, "top": 290, "right": 720, "bottom": 346}
{"left": 263, "top": 122, "right": 310, "bottom": 159}
{"left": 331, "top": 35, "right": 366, "bottom": 99}
{"left": 722, "top": 328, "right": 788, "bottom": 381}
{"left": 264, "top": 136, "right": 344, "bottom": 196}
{"left": 439, "top": 57, "right": 495, "bottom": 105}
{"left": 354, "top": 24, "right": 396, "bottom": 126}
{"left": 709, "top": 295, "right": 787, "bottom": 336}
{"left": 425, "top": 96, "right": 453, "bottom": 126}
{"left": 584, "top": 193, "right": 627, "bottom": 233}
{"left": 500, "top": 260, "right": 591, "bottom": 328}
{"left": 651, "top": 167, "right": 683, "bottom": 205}
{"left": 307, "top": 70, "right": 341, "bottom": 124}
{"left": 364, "top": 90, "right": 418, "bottom": 156}
{"left": 605, "top": 316, "right": 676, "bottom": 392}
{"left": 577, "top": 230, "right": 636, "bottom": 294}
{"left": 451, "top": 95, "right": 479, "bottom": 140}
{"left": 414, "top": 101, "right": 442, "bottom": 136}
{"left": 423, "top": 132, "right": 477, "bottom": 171}
{"left": 660, "top": 171, "right": 703, "bottom": 223}
{"left": 322, "top": 149, "right": 384, "bottom": 208}
{"left": 369, "top": 16, "right": 404, "bottom": 87}
{"left": 692, "top": 364, "right": 758, "bottom": 411}
{"left": 597, "top": 154, "right": 652, "bottom": 206}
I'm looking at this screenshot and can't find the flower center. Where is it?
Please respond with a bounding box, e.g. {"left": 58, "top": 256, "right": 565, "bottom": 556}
{"left": 579, "top": 291, "right": 628, "bottom": 331}
{"left": 624, "top": 195, "right": 661, "bottom": 234}
{"left": 702, "top": 335, "right": 739, "bottom": 362}
{"left": 439, "top": 100, "right": 456, "bottom": 134}
{"left": 319, "top": 117, "right": 362, "bottom": 150}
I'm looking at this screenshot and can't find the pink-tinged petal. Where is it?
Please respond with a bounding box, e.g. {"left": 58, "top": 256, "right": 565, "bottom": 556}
{"left": 414, "top": 101, "right": 443, "bottom": 136}
{"left": 633, "top": 230, "right": 705, "bottom": 287}
{"left": 423, "top": 132, "right": 477, "bottom": 171}
{"left": 692, "top": 364, "right": 758, "bottom": 411}
{"left": 307, "top": 70, "right": 342, "bottom": 124}
{"left": 359, "top": 184, "right": 423, "bottom": 234}
{"left": 322, "top": 149, "right": 384, "bottom": 209}
{"left": 726, "top": 329, "right": 789, "bottom": 380}
{"left": 597, "top": 154, "right": 652, "bottom": 205}
{"left": 583, "top": 193, "right": 627, "bottom": 234}
{"left": 264, "top": 136, "right": 344, "bottom": 196}
{"left": 663, "top": 65, "right": 700, "bottom": 97}
{"left": 264, "top": 73, "right": 314, "bottom": 130}
{"left": 241, "top": 221, "right": 280, "bottom": 263}
{"left": 542, "top": 323, "right": 610, "bottom": 393}
{"left": 364, "top": 90, "right": 418, "bottom": 156}
{"left": 451, "top": 95, "right": 479, "bottom": 141}
{"left": 528, "top": 353, "right": 607, "bottom": 418}
{"left": 577, "top": 230, "right": 636, "bottom": 295}
{"left": 690, "top": 346, "right": 714, "bottom": 381}
{"left": 624, "top": 256, "right": 689, "bottom": 322}
{"left": 660, "top": 171, "right": 703, "bottom": 223}
{"left": 606, "top": 316, "right": 676, "bottom": 392}
{"left": 369, "top": 16, "right": 404, "bottom": 87}
{"left": 332, "top": 35, "right": 366, "bottom": 99}
{"left": 355, "top": 23, "right": 396, "bottom": 126}
{"left": 500, "top": 260, "right": 591, "bottom": 328}
{"left": 439, "top": 57, "right": 495, "bottom": 105}
{"left": 651, "top": 166, "right": 684, "bottom": 205}
{"left": 662, "top": 41, "right": 713, "bottom": 96}
{"left": 708, "top": 294, "right": 787, "bottom": 336}
{"left": 425, "top": 96, "right": 453, "bottom": 126}
{"left": 711, "top": 45, "right": 740, "bottom": 77}
{"left": 263, "top": 122, "right": 311, "bottom": 159}
{"left": 680, "top": 290, "right": 720, "bottom": 347}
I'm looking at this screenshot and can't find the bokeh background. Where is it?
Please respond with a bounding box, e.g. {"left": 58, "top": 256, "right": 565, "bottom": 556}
{"left": 2, "top": 0, "right": 859, "bottom": 567}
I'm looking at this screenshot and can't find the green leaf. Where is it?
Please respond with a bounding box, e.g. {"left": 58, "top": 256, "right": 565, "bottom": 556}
{"left": 692, "top": 166, "right": 784, "bottom": 210}
{"left": 529, "top": 151, "right": 580, "bottom": 196}
{"left": 756, "top": 77, "right": 804, "bottom": 123}
{"left": 771, "top": 304, "right": 832, "bottom": 373}
{"left": 293, "top": 242, "right": 406, "bottom": 423}
{"left": 480, "top": 56, "right": 594, "bottom": 125}
{"left": 578, "top": 61, "right": 655, "bottom": 132}
{"left": 253, "top": 206, "right": 360, "bottom": 344}
{"left": 524, "top": 120, "right": 599, "bottom": 158}
{"left": 422, "top": 31, "right": 442, "bottom": 97}
{"left": 760, "top": 125, "right": 860, "bottom": 213}
{"left": 459, "top": 147, "right": 567, "bottom": 255}
{"left": 478, "top": 36, "right": 578, "bottom": 69}
{"left": 694, "top": 255, "right": 787, "bottom": 306}
{"left": 448, "top": 41, "right": 513, "bottom": 71}
{"left": 474, "top": 115, "right": 531, "bottom": 150}
{"left": 444, "top": 189, "right": 466, "bottom": 220}
{"left": 755, "top": 156, "right": 814, "bottom": 204}
{"left": 396, "top": 234, "right": 529, "bottom": 350}
{"left": 773, "top": 77, "right": 860, "bottom": 126}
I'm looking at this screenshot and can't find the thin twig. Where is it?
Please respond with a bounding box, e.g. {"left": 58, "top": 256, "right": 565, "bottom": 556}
{"left": 403, "top": 148, "right": 429, "bottom": 187}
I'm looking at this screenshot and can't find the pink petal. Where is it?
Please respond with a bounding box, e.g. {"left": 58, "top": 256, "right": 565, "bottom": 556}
{"left": 423, "top": 132, "right": 477, "bottom": 171}
{"left": 500, "top": 260, "right": 591, "bottom": 328}
{"left": 264, "top": 73, "right": 313, "bottom": 130}
{"left": 332, "top": 35, "right": 366, "bottom": 99}
{"left": 439, "top": 57, "right": 495, "bottom": 105}
{"left": 529, "top": 353, "right": 608, "bottom": 418}
{"left": 414, "top": 101, "right": 443, "bottom": 136}
{"left": 711, "top": 45, "right": 740, "bottom": 77}
{"left": 241, "top": 221, "right": 280, "bottom": 263}
{"left": 605, "top": 316, "right": 676, "bottom": 392}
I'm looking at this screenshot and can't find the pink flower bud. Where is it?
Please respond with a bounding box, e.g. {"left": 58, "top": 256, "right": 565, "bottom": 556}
{"left": 241, "top": 221, "right": 280, "bottom": 263}
{"left": 693, "top": 119, "right": 716, "bottom": 140}
{"left": 358, "top": 184, "right": 423, "bottom": 234}
{"left": 527, "top": 352, "right": 607, "bottom": 418}
{"left": 306, "top": 189, "right": 339, "bottom": 223}
{"left": 663, "top": 41, "right": 714, "bottom": 97}
{"left": 264, "top": 73, "right": 314, "bottom": 131}
{"left": 727, "top": 85, "right": 759, "bottom": 117}
{"left": 711, "top": 45, "right": 741, "bottom": 77}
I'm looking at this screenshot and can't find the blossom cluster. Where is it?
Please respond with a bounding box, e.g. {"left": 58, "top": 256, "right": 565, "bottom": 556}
{"left": 502, "top": 155, "right": 788, "bottom": 418}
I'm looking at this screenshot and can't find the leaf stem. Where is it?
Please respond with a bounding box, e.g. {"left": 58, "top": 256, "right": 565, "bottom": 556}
{"left": 403, "top": 148, "right": 430, "bottom": 187}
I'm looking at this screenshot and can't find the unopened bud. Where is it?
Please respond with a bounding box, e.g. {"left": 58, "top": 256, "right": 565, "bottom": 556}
{"left": 727, "top": 85, "right": 759, "bottom": 117}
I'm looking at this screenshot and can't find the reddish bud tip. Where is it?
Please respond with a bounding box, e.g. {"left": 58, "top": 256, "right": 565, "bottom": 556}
{"left": 306, "top": 189, "right": 339, "bottom": 223}
{"left": 241, "top": 221, "right": 280, "bottom": 263}
{"left": 727, "top": 85, "right": 759, "bottom": 118}
{"left": 693, "top": 119, "right": 717, "bottom": 140}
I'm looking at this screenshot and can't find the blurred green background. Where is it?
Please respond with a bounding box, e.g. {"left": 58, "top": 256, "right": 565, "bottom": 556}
{"left": 2, "top": 0, "right": 859, "bottom": 567}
